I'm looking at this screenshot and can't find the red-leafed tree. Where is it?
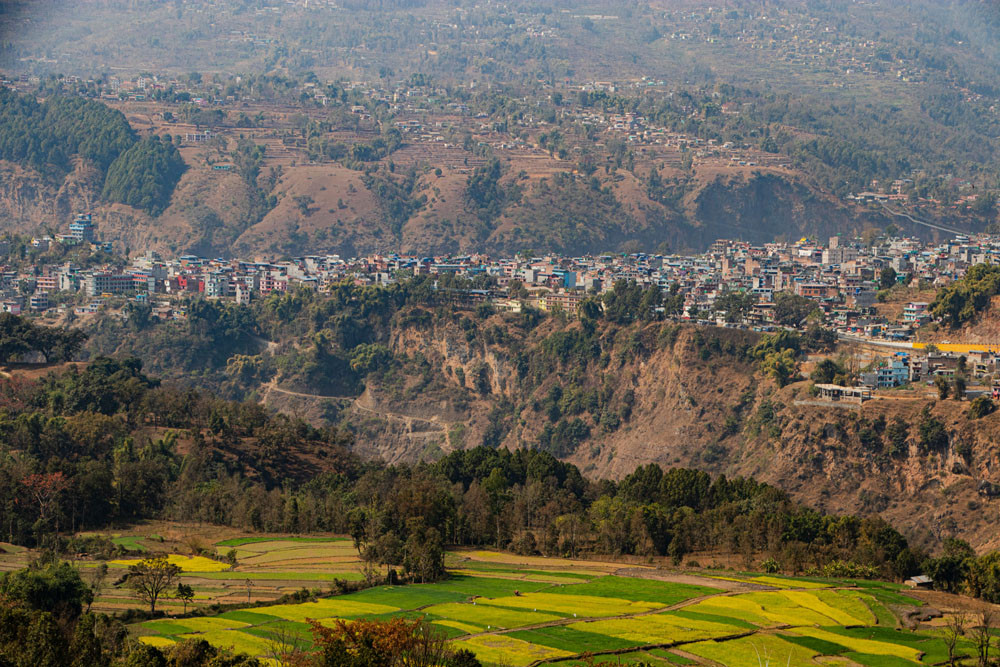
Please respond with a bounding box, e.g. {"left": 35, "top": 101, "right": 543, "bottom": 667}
{"left": 21, "top": 472, "right": 69, "bottom": 525}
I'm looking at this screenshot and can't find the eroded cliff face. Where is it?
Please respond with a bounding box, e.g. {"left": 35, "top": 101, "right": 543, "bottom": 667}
{"left": 0, "top": 160, "right": 102, "bottom": 227}
{"left": 690, "top": 172, "right": 875, "bottom": 245}
{"left": 327, "top": 318, "right": 1000, "bottom": 550}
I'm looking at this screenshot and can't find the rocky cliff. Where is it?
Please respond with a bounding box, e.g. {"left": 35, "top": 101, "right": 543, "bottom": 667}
{"left": 299, "top": 317, "right": 1000, "bottom": 552}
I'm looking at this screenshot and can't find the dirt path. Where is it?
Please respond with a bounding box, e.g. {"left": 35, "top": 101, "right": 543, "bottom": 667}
{"left": 261, "top": 379, "right": 354, "bottom": 401}
{"left": 350, "top": 391, "right": 450, "bottom": 440}
{"left": 612, "top": 567, "right": 770, "bottom": 592}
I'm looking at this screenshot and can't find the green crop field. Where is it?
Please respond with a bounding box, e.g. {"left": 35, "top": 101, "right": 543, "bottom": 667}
{"left": 113, "top": 531, "right": 967, "bottom": 667}
{"left": 685, "top": 633, "right": 822, "bottom": 666}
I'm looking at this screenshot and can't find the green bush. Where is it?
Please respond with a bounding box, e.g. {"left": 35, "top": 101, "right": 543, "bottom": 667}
{"left": 968, "top": 395, "right": 995, "bottom": 419}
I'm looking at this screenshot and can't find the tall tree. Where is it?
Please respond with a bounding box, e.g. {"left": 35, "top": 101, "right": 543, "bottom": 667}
{"left": 124, "top": 557, "right": 182, "bottom": 613}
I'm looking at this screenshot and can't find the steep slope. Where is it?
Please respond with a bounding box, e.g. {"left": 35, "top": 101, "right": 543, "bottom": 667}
{"left": 335, "top": 317, "right": 1000, "bottom": 551}
{"left": 85, "top": 290, "right": 1000, "bottom": 550}
{"left": 0, "top": 146, "right": 938, "bottom": 256}
{"left": 0, "top": 159, "right": 103, "bottom": 229}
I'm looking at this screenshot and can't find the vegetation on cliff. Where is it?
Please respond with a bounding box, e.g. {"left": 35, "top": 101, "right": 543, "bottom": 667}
{"left": 931, "top": 263, "right": 1000, "bottom": 327}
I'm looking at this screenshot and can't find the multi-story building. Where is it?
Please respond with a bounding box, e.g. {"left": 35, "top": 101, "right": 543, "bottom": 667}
{"left": 69, "top": 214, "right": 96, "bottom": 244}
{"left": 903, "top": 302, "right": 930, "bottom": 324}
{"left": 85, "top": 272, "right": 137, "bottom": 297}
{"left": 28, "top": 294, "right": 49, "bottom": 311}
{"left": 862, "top": 358, "right": 910, "bottom": 389}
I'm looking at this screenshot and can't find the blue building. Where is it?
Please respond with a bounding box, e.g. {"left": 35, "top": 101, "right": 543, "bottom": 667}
{"left": 862, "top": 357, "right": 909, "bottom": 389}
{"left": 69, "top": 214, "right": 96, "bottom": 243}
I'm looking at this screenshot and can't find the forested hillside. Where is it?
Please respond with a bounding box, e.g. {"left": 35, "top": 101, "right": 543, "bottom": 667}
{"left": 0, "top": 89, "right": 183, "bottom": 215}
{"left": 8, "top": 314, "right": 1000, "bottom": 618}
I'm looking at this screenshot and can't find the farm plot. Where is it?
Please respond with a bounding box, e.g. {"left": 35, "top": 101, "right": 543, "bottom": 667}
{"left": 220, "top": 538, "right": 362, "bottom": 574}
{"left": 451, "top": 550, "right": 628, "bottom": 574}
{"left": 125, "top": 539, "right": 944, "bottom": 667}
{"left": 551, "top": 576, "right": 719, "bottom": 604}
{"left": 570, "top": 611, "right": 748, "bottom": 644}
{"left": 450, "top": 635, "right": 574, "bottom": 667}
{"left": 685, "top": 590, "right": 868, "bottom": 628}
{"left": 786, "top": 627, "right": 922, "bottom": 661}
{"left": 685, "top": 633, "right": 822, "bottom": 666}
{"left": 423, "top": 602, "right": 561, "bottom": 629}
{"left": 477, "top": 591, "right": 663, "bottom": 617}
{"left": 110, "top": 554, "right": 231, "bottom": 572}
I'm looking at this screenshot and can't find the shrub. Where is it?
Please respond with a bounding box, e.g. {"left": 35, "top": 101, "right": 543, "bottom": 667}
{"left": 918, "top": 409, "right": 949, "bottom": 452}
{"left": 968, "top": 395, "right": 995, "bottom": 419}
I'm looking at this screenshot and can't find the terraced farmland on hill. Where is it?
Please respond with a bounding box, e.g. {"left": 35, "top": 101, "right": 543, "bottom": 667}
{"left": 118, "top": 535, "right": 973, "bottom": 666}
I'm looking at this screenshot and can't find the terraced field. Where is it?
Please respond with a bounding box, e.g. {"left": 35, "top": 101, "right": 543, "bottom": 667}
{"left": 126, "top": 537, "right": 974, "bottom": 666}
{"left": 7, "top": 526, "right": 970, "bottom": 665}
{"left": 78, "top": 532, "right": 368, "bottom": 613}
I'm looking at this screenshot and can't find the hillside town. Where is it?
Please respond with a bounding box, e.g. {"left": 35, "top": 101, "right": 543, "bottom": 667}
{"left": 9, "top": 213, "right": 996, "bottom": 356}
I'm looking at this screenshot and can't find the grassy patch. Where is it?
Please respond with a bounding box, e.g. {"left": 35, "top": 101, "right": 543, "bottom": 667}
{"left": 646, "top": 648, "right": 696, "bottom": 664}
{"left": 860, "top": 594, "right": 899, "bottom": 627}
{"left": 240, "top": 620, "right": 315, "bottom": 646}
{"left": 335, "top": 584, "right": 469, "bottom": 609}
{"left": 670, "top": 609, "right": 758, "bottom": 630}
{"left": 111, "top": 536, "right": 148, "bottom": 552}
{"left": 509, "top": 625, "right": 640, "bottom": 652}
{"left": 551, "top": 576, "right": 718, "bottom": 604}
{"left": 427, "top": 575, "right": 552, "bottom": 599}
{"left": 217, "top": 610, "right": 283, "bottom": 625}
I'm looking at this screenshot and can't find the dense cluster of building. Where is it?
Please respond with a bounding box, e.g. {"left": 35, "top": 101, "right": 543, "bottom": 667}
{"left": 8, "top": 213, "right": 1000, "bottom": 396}
{"left": 3, "top": 214, "right": 989, "bottom": 331}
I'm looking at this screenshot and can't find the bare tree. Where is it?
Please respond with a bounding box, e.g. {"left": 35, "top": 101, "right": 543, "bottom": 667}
{"left": 87, "top": 563, "right": 109, "bottom": 613}
{"left": 971, "top": 608, "right": 995, "bottom": 667}
{"left": 266, "top": 622, "right": 309, "bottom": 664}
{"left": 944, "top": 612, "right": 967, "bottom": 667}
{"left": 410, "top": 619, "right": 452, "bottom": 667}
